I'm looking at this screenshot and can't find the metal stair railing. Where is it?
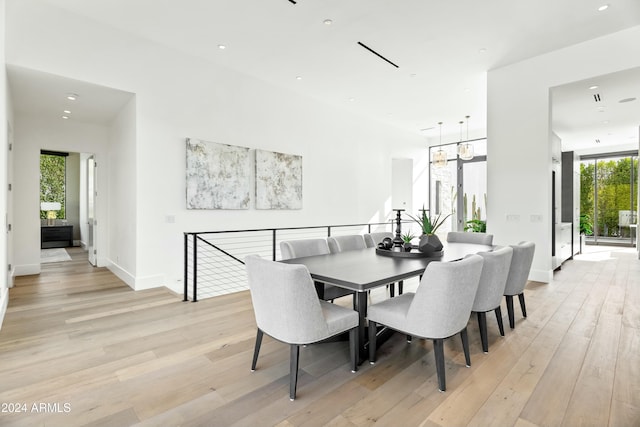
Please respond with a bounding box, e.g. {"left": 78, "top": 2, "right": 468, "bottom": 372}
{"left": 183, "top": 221, "right": 404, "bottom": 302}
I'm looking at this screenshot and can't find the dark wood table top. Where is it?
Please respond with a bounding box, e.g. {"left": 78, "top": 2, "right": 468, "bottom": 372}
{"left": 281, "top": 242, "right": 493, "bottom": 292}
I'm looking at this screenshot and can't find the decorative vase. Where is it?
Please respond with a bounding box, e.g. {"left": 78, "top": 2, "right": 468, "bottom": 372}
{"left": 403, "top": 242, "right": 413, "bottom": 251}
{"left": 418, "top": 234, "right": 443, "bottom": 254}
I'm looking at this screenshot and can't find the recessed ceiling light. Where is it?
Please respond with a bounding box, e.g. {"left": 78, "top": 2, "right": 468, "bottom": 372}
{"left": 62, "top": 115, "right": 69, "bottom": 120}
{"left": 619, "top": 97, "right": 637, "bottom": 103}
{"left": 296, "top": 76, "right": 302, "bottom": 80}
{"left": 348, "top": 97, "right": 355, "bottom": 102}
{"left": 589, "top": 85, "right": 599, "bottom": 90}
{"left": 66, "top": 93, "right": 79, "bottom": 101}
{"left": 323, "top": 19, "right": 333, "bottom": 25}
{"left": 217, "top": 44, "right": 226, "bottom": 50}
{"left": 598, "top": 4, "right": 609, "bottom": 11}
{"left": 63, "top": 110, "right": 71, "bottom": 114}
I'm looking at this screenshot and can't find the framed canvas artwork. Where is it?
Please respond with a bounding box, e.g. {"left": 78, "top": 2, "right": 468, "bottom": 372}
{"left": 255, "top": 149, "right": 302, "bottom": 210}
{"left": 186, "top": 138, "right": 251, "bottom": 209}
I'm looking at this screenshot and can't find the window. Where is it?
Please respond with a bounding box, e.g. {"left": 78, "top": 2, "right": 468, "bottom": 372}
{"left": 428, "top": 139, "right": 487, "bottom": 233}
{"left": 40, "top": 151, "right": 68, "bottom": 220}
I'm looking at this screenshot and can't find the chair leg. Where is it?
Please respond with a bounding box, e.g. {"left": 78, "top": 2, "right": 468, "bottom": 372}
{"left": 433, "top": 339, "right": 446, "bottom": 392}
{"left": 506, "top": 295, "right": 515, "bottom": 329}
{"left": 368, "top": 320, "right": 377, "bottom": 364}
{"left": 460, "top": 327, "right": 471, "bottom": 367}
{"left": 349, "top": 328, "right": 358, "bottom": 373}
{"left": 251, "top": 329, "right": 263, "bottom": 371}
{"left": 495, "top": 306, "right": 505, "bottom": 336}
{"left": 477, "top": 311, "right": 488, "bottom": 353}
{"left": 398, "top": 280, "right": 404, "bottom": 295}
{"left": 518, "top": 293, "right": 527, "bottom": 318}
{"left": 389, "top": 284, "right": 395, "bottom": 297}
{"left": 289, "top": 344, "right": 300, "bottom": 401}
{"left": 407, "top": 335, "right": 412, "bottom": 342}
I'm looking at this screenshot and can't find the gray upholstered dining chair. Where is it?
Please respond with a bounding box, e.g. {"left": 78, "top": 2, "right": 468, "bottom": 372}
{"left": 504, "top": 241, "right": 535, "bottom": 329}
{"left": 327, "top": 234, "right": 367, "bottom": 253}
{"left": 364, "top": 232, "right": 393, "bottom": 248}
{"left": 367, "top": 254, "right": 484, "bottom": 392}
{"left": 446, "top": 231, "right": 494, "bottom": 245}
{"left": 472, "top": 246, "right": 513, "bottom": 353}
{"left": 245, "top": 255, "right": 359, "bottom": 401}
{"left": 280, "top": 238, "right": 354, "bottom": 302}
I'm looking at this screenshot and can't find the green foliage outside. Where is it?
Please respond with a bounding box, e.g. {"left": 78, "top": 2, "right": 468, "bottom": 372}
{"left": 464, "top": 219, "right": 486, "bottom": 232}
{"left": 580, "top": 157, "right": 638, "bottom": 237}
{"left": 463, "top": 192, "right": 487, "bottom": 232}
{"left": 40, "top": 154, "right": 66, "bottom": 219}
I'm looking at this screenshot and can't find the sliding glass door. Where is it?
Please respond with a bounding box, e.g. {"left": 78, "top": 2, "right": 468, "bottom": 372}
{"left": 580, "top": 153, "right": 638, "bottom": 246}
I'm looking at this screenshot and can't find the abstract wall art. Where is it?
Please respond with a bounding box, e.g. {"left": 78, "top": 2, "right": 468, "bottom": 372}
{"left": 186, "top": 138, "right": 251, "bottom": 209}
{"left": 255, "top": 149, "right": 302, "bottom": 210}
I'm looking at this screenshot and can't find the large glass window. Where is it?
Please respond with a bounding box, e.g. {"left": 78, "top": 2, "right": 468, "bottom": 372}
{"left": 429, "top": 139, "right": 487, "bottom": 234}
{"left": 580, "top": 152, "right": 637, "bottom": 246}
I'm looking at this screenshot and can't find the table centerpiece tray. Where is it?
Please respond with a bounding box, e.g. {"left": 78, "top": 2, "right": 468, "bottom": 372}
{"left": 375, "top": 247, "right": 444, "bottom": 258}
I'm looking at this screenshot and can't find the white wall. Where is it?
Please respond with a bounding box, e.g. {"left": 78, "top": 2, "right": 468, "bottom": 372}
{"left": 12, "top": 116, "right": 109, "bottom": 275}
{"left": 108, "top": 97, "right": 137, "bottom": 288}
{"left": 488, "top": 25, "right": 640, "bottom": 282}
{"left": 6, "top": 2, "right": 428, "bottom": 293}
{"left": 0, "top": 0, "right": 9, "bottom": 328}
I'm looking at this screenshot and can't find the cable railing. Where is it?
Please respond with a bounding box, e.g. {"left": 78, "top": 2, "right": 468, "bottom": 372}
{"left": 183, "top": 221, "right": 407, "bottom": 302}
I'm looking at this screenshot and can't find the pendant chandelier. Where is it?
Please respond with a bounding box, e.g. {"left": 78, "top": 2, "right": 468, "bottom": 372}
{"left": 457, "top": 115, "right": 474, "bottom": 160}
{"left": 432, "top": 122, "right": 447, "bottom": 168}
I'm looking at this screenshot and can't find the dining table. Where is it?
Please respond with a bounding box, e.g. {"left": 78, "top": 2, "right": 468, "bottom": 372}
{"left": 281, "top": 241, "right": 494, "bottom": 361}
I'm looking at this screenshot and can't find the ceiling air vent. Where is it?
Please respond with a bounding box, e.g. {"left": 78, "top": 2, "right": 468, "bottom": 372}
{"left": 288, "top": 0, "right": 296, "bottom": 4}
{"left": 593, "top": 93, "right": 602, "bottom": 102}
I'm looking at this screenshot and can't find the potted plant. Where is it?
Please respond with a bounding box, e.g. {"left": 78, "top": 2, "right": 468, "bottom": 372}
{"left": 579, "top": 213, "right": 593, "bottom": 236}
{"left": 407, "top": 207, "right": 451, "bottom": 254}
{"left": 401, "top": 231, "right": 416, "bottom": 251}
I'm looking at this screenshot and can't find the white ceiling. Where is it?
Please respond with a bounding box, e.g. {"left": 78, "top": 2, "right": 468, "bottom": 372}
{"left": 6, "top": 0, "right": 640, "bottom": 152}
{"left": 551, "top": 66, "right": 640, "bottom": 153}
{"left": 7, "top": 66, "right": 134, "bottom": 126}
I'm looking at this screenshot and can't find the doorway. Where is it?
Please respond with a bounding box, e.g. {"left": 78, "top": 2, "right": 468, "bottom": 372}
{"left": 580, "top": 152, "right": 638, "bottom": 246}
{"left": 39, "top": 150, "right": 96, "bottom": 263}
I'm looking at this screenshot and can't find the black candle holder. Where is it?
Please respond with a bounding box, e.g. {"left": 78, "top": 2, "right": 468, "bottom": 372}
{"left": 392, "top": 209, "right": 404, "bottom": 248}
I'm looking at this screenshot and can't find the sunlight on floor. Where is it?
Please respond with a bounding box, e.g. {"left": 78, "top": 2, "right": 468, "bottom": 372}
{"left": 574, "top": 244, "right": 637, "bottom": 262}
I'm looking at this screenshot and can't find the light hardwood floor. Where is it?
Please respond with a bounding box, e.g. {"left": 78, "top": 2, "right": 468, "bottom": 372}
{"left": 1, "top": 246, "right": 639, "bottom": 427}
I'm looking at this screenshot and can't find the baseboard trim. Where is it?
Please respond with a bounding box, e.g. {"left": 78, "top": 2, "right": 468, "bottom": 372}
{"left": 107, "top": 260, "right": 135, "bottom": 290}
{"left": 14, "top": 264, "right": 41, "bottom": 277}
{"left": 530, "top": 268, "right": 552, "bottom": 283}
{"left": 0, "top": 288, "right": 8, "bottom": 331}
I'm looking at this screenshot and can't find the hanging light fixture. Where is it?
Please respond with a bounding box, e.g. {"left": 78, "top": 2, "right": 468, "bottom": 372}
{"left": 432, "top": 122, "right": 447, "bottom": 168}
{"left": 457, "top": 115, "right": 474, "bottom": 160}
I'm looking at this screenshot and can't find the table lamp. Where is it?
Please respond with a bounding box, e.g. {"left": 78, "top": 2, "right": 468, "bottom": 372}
{"left": 41, "top": 202, "right": 61, "bottom": 226}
